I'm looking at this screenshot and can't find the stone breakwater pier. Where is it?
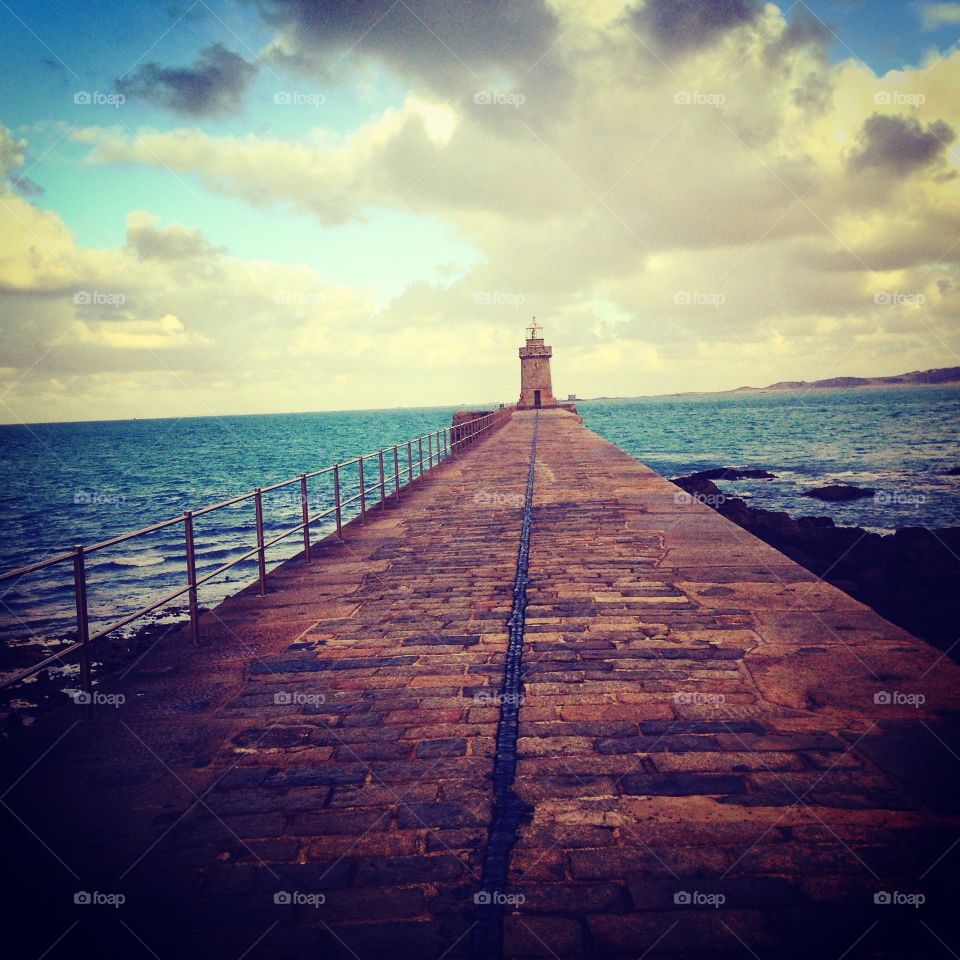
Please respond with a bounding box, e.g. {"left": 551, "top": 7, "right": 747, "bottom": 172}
{"left": 5, "top": 408, "right": 960, "bottom": 960}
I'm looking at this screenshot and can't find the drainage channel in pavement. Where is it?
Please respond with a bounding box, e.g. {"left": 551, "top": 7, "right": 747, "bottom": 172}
{"left": 471, "top": 412, "right": 539, "bottom": 959}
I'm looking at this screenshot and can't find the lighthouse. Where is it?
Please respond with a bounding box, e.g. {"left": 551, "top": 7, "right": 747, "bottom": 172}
{"left": 518, "top": 318, "right": 557, "bottom": 409}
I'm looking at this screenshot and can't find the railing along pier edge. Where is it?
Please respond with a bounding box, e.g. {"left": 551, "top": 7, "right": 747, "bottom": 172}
{"left": 0, "top": 407, "right": 514, "bottom": 709}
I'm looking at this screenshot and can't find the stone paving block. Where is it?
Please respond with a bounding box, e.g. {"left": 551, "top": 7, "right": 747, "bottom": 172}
{"left": 397, "top": 801, "right": 489, "bottom": 829}
{"left": 286, "top": 808, "right": 393, "bottom": 836}
{"left": 587, "top": 909, "right": 778, "bottom": 957}
{"left": 503, "top": 914, "right": 585, "bottom": 957}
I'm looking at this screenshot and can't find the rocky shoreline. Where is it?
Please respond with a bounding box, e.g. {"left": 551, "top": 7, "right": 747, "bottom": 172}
{"left": 1, "top": 610, "right": 194, "bottom": 732}
{"left": 671, "top": 469, "right": 960, "bottom": 657}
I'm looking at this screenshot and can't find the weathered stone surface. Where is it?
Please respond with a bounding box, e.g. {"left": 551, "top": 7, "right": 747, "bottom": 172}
{"left": 506, "top": 409, "right": 960, "bottom": 960}
{"left": 5, "top": 407, "right": 959, "bottom": 960}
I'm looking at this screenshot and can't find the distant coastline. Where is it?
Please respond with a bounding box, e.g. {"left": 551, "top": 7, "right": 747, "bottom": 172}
{"left": 583, "top": 365, "right": 960, "bottom": 401}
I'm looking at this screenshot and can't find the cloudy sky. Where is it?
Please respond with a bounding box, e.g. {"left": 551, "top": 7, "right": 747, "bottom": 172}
{"left": 1, "top": 0, "right": 959, "bottom": 423}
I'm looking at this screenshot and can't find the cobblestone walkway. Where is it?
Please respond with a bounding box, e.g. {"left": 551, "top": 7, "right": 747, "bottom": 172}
{"left": 5, "top": 408, "right": 959, "bottom": 960}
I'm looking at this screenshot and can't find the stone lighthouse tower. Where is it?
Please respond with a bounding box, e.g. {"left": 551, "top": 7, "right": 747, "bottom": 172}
{"left": 518, "top": 318, "right": 556, "bottom": 409}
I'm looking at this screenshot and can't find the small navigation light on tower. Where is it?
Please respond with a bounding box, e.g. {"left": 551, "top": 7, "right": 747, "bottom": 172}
{"left": 518, "top": 318, "right": 557, "bottom": 409}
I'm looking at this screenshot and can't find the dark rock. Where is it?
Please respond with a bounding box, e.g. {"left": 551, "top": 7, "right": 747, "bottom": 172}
{"left": 798, "top": 515, "right": 836, "bottom": 530}
{"left": 684, "top": 467, "right": 778, "bottom": 481}
{"left": 669, "top": 476, "right": 723, "bottom": 499}
{"left": 802, "top": 484, "right": 875, "bottom": 501}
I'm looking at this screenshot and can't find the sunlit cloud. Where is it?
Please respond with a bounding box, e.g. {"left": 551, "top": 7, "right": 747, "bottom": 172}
{"left": 1, "top": 0, "right": 959, "bottom": 421}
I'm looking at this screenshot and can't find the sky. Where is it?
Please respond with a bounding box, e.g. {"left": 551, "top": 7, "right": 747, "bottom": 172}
{"left": 0, "top": 0, "right": 959, "bottom": 423}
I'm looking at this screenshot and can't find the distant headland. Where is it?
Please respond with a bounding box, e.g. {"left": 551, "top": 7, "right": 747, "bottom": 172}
{"left": 584, "top": 365, "right": 960, "bottom": 401}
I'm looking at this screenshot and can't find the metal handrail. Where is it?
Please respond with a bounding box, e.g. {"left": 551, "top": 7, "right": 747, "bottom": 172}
{"left": 0, "top": 408, "right": 513, "bottom": 701}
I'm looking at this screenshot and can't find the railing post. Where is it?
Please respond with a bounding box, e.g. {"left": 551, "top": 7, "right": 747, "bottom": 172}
{"left": 333, "top": 464, "right": 344, "bottom": 541}
{"left": 300, "top": 473, "right": 311, "bottom": 562}
{"left": 418, "top": 437, "right": 424, "bottom": 477}
{"left": 358, "top": 456, "right": 366, "bottom": 520}
{"left": 427, "top": 432, "right": 433, "bottom": 471}
{"left": 407, "top": 441, "right": 413, "bottom": 488}
{"left": 183, "top": 512, "right": 200, "bottom": 646}
{"left": 444, "top": 429, "right": 449, "bottom": 459}
{"left": 437, "top": 430, "right": 442, "bottom": 462}
{"left": 378, "top": 449, "right": 386, "bottom": 509}
{"left": 72, "top": 545, "right": 92, "bottom": 720}
{"left": 393, "top": 445, "right": 400, "bottom": 500}
{"left": 254, "top": 487, "right": 266, "bottom": 596}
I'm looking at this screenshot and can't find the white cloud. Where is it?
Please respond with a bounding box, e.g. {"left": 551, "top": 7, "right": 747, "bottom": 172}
{"left": 69, "top": 314, "right": 211, "bottom": 350}
{"left": 4, "top": 1, "right": 960, "bottom": 420}
{"left": 919, "top": 3, "right": 960, "bottom": 30}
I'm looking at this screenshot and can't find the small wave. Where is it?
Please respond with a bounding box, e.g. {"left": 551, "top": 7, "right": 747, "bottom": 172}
{"left": 195, "top": 543, "right": 254, "bottom": 561}
{"left": 99, "top": 554, "right": 167, "bottom": 569}
{"left": 826, "top": 470, "right": 891, "bottom": 483}
{"left": 195, "top": 520, "right": 260, "bottom": 538}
